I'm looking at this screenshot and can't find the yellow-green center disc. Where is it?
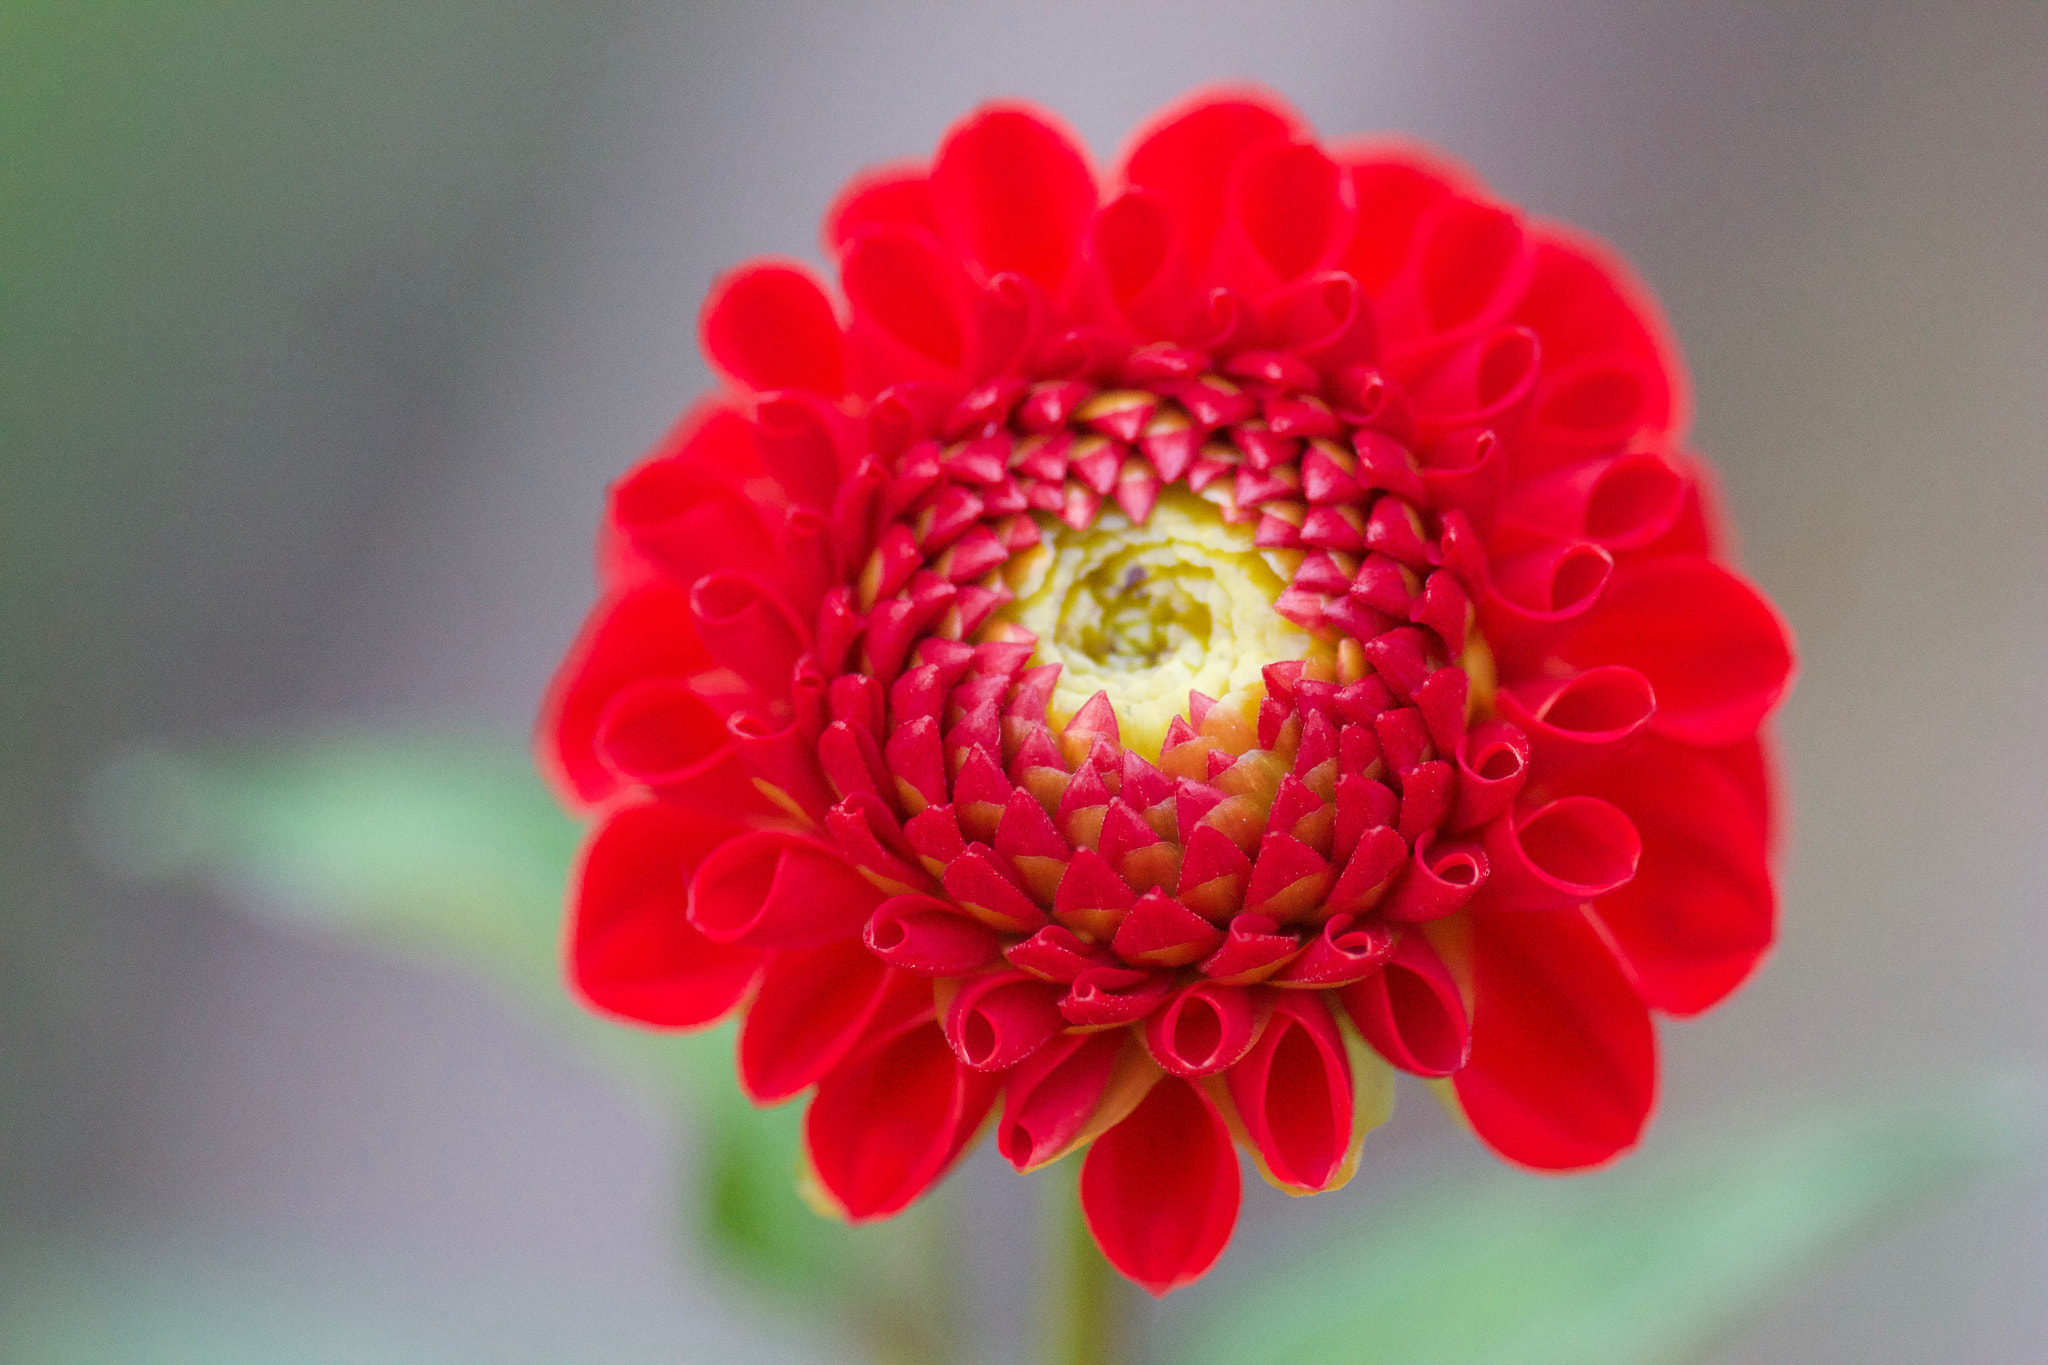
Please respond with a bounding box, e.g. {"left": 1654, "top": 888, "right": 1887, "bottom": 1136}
{"left": 1000, "top": 490, "right": 1311, "bottom": 760}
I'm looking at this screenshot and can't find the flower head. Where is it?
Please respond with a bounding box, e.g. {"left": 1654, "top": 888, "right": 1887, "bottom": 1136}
{"left": 540, "top": 88, "right": 1795, "bottom": 1295}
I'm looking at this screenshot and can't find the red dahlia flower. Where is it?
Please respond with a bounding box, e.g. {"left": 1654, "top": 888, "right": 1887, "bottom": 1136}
{"left": 540, "top": 88, "right": 1795, "bottom": 1295}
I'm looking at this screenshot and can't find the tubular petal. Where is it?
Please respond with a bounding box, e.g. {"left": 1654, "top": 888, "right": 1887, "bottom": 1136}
{"left": 1340, "top": 931, "right": 1470, "bottom": 1076}
{"left": 701, "top": 261, "right": 845, "bottom": 396}
{"left": 806, "top": 1017, "right": 1002, "bottom": 1221}
{"left": 1495, "top": 666, "right": 1656, "bottom": 777}
{"left": 1450, "top": 720, "right": 1530, "bottom": 831}
{"left": 1409, "top": 324, "right": 1541, "bottom": 438}
{"left": 1273, "top": 913, "right": 1396, "bottom": 987}
{"left": 1558, "top": 556, "right": 1795, "bottom": 747}
{"left": 689, "top": 830, "right": 885, "bottom": 949}
{"left": 1482, "top": 796, "right": 1640, "bottom": 913}
{"left": 1112, "top": 889, "right": 1227, "bottom": 968}
{"left": 1567, "top": 735, "right": 1776, "bottom": 1015}
{"left": 1484, "top": 540, "right": 1615, "bottom": 641}
{"left": 591, "top": 675, "right": 731, "bottom": 790}
{"left": 932, "top": 104, "right": 1097, "bottom": 291}
{"left": 753, "top": 393, "right": 849, "bottom": 509}
{"left": 688, "top": 572, "right": 808, "bottom": 699}
{"left": 728, "top": 708, "right": 836, "bottom": 823}
{"left": 945, "top": 969, "right": 1067, "bottom": 1071}
{"left": 1508, "top": 232, "right": 1685, "bottom": 439}
{"left": 1213, "top": 139, "right": 1355, "bottom": 295}
{"left": 1085, "top": 189, "right": 1194, "bottom": 340}
{"left": 1061, "top": 965, "right": 1179, "bottom": 1027}
{"left": 865, "top": 894, "right": 1002, "bottom": 976}
{"left": 1081, "top": 1077, "right": 1241, "bottom": 1296}
{"left": 1144, "top": 981, "right": 1267, "bottom": 1077}
{"left": 1454, "top": 906, "right": 1656, "bottom": 1170}
{"left": 1119, "top": 89, "right": 1303, "bottom": 267}
{"left": 998, "top": 1029, "right": 1161, "bottom": 1172}
{"left": 740, "top": 941, "right": 915, "bottom": 1102}
{"left": 569, "top": 801, "right": 766, "bottom": 1029}
{"left": 842, "top": 227, "right": 969, "bottom": 384}
{"left": 1380, "top": 832, "right": 1489, "bottom": 922}
{"left": 538, "top": 581, "right": 714, "bottom": 808}
{"left": 1500, "top": 448, "right": 1685, "bottom": 550}
{"left": 1334, "top": 144, "right": 1474, "bottom": 294}
{"left": 1222, "top": 992, "right": 1354, "bottom": 1192}
{"left": 1380, "top": 197, "right": 1532, "bottom": 359}
{"left": 825, "top": 162, "right": 936, "bottom": 256}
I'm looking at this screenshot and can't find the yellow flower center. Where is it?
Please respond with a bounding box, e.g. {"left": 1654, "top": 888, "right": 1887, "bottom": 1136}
{"left": 1001, "top": 490, "right": 1312, "bottom": 760}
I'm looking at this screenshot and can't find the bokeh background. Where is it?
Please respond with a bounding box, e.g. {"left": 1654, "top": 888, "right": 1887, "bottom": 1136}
{"left": 6, "top": 3, "right": 2048, "bottom": 1360}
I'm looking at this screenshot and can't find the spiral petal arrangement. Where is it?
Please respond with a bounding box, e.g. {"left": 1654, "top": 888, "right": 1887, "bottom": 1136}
{"left": 541, "top": 87, "right": 1795, "bottom": 1295}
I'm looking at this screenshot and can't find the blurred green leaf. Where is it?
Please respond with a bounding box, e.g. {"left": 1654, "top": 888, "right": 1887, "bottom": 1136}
{"left": 0, "top": 1242, "right": 460, "bottom": 1365}
{"left": 1162, "top": 1078, "right": 2045, "bottom": 1365}
{"left": 86, "top": 734, "right": 868, "bottom": 1301}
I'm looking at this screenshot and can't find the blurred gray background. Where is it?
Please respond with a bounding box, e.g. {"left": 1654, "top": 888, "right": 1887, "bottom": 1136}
{"left": 6, "top": 2, "right": 2047, "bottom": 1359}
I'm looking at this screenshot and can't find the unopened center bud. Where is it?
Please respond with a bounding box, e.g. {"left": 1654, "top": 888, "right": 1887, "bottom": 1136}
{"left": 1001, "top": 490, "right": 1310, "bottom": 760}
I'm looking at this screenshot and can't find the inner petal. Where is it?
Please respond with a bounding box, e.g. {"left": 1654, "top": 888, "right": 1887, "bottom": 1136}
{"left": 1001, "top": 489, "right": 1310, "bottom": 759}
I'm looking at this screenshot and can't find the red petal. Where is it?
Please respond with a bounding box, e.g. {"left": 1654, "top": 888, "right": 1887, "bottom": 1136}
{"left": 932, "top": 103, "right": 1097, "bottom": 291}
{"left": 1198, "top": 913, "right": 1305, "bottom": 985}
{"left": 806, "top": 1017, "right": 1000, "bottom": 1220}
{"left": 537, "top": 580, "right": 713, "bottom": 809}
{"left": 1409, "top": 323, "right": 1541, "bottom": 439}
{"left": 1272, "top": 913, "right": 1396, "bottom": 988}
{"left": 688, "top": 571, "right": 808, "bottom": 700}
{"left": 1118, "top": 88, "right": 1303, "bottom": 270}
{"left": 1501, "top": 449, "right": 1686, "bottom": 551}
{"left": 753, "top": 392, "right": 850, "bottom": 509}
{"left": 1213, "top": 138, "right": 1355, "bottom": 295}
{"left": 740, "top": 941, "right": 920, "bottom": 1102}
{"left": 700, "top": 261, "right": 844, "bottom": 395}
{"left": 1481, "top": 796, "right": 1640, "bottom": 913}
{"left": 1144, "top": 980, "right": 1265, "bottom": 1077}
{"left": 824, "top": 161, "right": 936, "bottom": 256}
{"left": 1223, "top": 992, "right": 1354, "bottom": 1191}
{"left": 864, "top": 894, "right": 1002, "bottom": 976}
{"left": 1379, "top": 197, "right": 1533, "bottom": 359}
{"left": 1494, "top": 665, "right": 1656, "bottom": 778}
{"left": 943, "top": 844, "right": 1051, "bottom": 934}
{"left": 1567, "top": 735, "right": 1776, "bottom": 1014}
{"left": 1084, "top": 189, "right": 1193, "bottom": 340}
{"left": 944, "top": 969, "right": 1066, "bottom": 1071}
{"left": 1450, "top": 720, "right": 1530, "bottom": 831}
{"left": 1331, "top": 142, "right": 1475, "bottom": 294}
{"left": 1081, "top": 1077, "right": 1240, "bottom": 1296}
{"left": 1006, "top": 924, "right": 1118, "bottom": 984}
{"left": 1509, "top": 230, "right": 1687, "bottom": 442}
{"left": 1482, "top": 540, "right": 1615, "bottom": 647}
{"left": 568, "top": 801, "right": 765, "bottom": 1028}
{"left": 841, "top": 226, "right": 969, "bottom": 384}
{"left": 1557, "top": 555, "right": 1795, "bottom": 747}
{"left": 1339, "top": 931, "right": 1469, "bottom": 1076}
{"left": 998, "top": 1029, "right": 1134, "bottom": 1171}
{"left": 1454, "top": 906, "right": 1656, "bottom": 1169}
{"left": 1060, "top": 965, "right": 1178, "bottom": 1027}
{"left": 1112, "top": 889, "right": 1226, "bottom": 968}
{"left": 604, "top": 403, "right": 774, "bottom": 583}
{"left": 1381, "top": 832, "right": 1490, "bottom": 922}
{"left": 1252, "top": 271, "right": 1377, "bottom": 371}
{"left": 592, "top": 676, "right": 734, "bottom": 789}
{"left": 688, "top": 830, "right": 883, "bottom": 949}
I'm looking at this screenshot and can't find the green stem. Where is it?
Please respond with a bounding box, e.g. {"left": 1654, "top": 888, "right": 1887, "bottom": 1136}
{"left": 1048, "top": 1164, "right": 1123, "bottom": 1365}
